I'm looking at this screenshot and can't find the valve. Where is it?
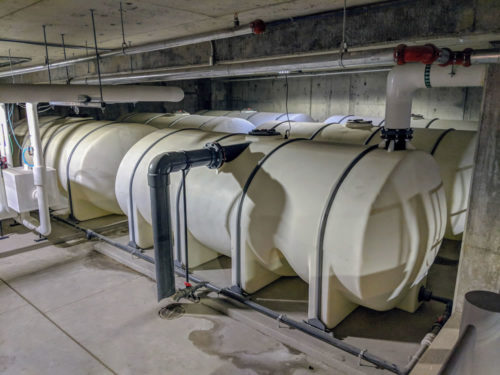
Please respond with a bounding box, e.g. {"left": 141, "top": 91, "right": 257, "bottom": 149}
{"left": 250, "top": 19, "right": 266, "bottom": 34}
{"left": 395, "top": 44, "right": 473, "bottom": 66}
{"left": 0, "top": 156, "right": 7, "bottom": 169}
{"left": 172, "top": 282, "right": 208, "bottom": 303}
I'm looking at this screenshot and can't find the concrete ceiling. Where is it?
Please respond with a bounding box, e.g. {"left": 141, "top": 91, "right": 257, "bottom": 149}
{"left": 0, "top": 0, "right": 386, "bottom": 67}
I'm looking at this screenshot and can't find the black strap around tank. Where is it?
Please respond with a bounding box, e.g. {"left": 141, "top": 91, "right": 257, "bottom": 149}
{"left": 270, "top": 119, "right": 295, "bottom": 130}
{"left": 363, "top": 126, "right": 383, "bottom": 145}
{"left": 274, "top": 112, "right": 290, "bottom": 121}
{"left": 21, "top": 118, "right": 88, "bottom": 162}
{"left": 65, "top": 121, "right": 119, "bottom": 220}
{"left": 312, "top": 144, "right": 379, "bottom": 326}
{"left": 309, "top": 122, "right": 340, "bottom": 140}
{"left": 174, "top": 132, "right": 246, "bottom": 261}
{"left": 430, "top": 128, "right": 455, "bottom": 155}
{"left": 338, "top": 114, "right": 354, "bottom": 123}
{"left": 20, "top": 116, "right": 65, "bottom": 140}
{"left": 425, "top": 118, "right": 439, "bottom": 128}
{"left": 42, "top": 119, "right": 96, "bottom": 160}
{"left": 120, "top": 112, "right": 139, "bottom": 122}
{"left": 19, "top": 119, "right": 66, "bottom": 163}
{"left": 164, "top": 114, "right": 193, "bottom": 128}
{"left": 198, "top": 116, "right": 222, "bottom": 129}
{"left": 245, "top": 111, "right": 259, "bottom": 121}
{"left": 127, "top": 127, "right": 201, "bottom": 247}
{"left": 144, "top": 113, "right": 170, "bottom": 124}
{"left": 234, "top": 137, "right": 308, "bottom": 289}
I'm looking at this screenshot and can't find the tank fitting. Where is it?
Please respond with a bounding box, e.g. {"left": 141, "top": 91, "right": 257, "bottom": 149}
{"left": 380, "top": 127, "right": 413, "bottom": 151}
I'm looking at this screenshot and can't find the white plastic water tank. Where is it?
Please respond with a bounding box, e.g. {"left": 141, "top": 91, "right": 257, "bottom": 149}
{"left": 121, "top": 113, "right": 255, "bottom": 134}
{"left": 23, "top": 119, "right": 156, "bottom": 220}
{"left": 14, "top": 116, "right": 93, "bottom": 166}
{"left": 411, "top": 118, "right": 478, "bottom": 131}
{"left": 197, "top": 109, "right": 314, "bottom": 126}
{"left": 323, "top": 114, "right": 386, "bottom": 126}
{"left": 116, "top": 128, "right": 446, "bottom": 327}
{"left": 258, "top": 120, "right": 476, "bottom": 240}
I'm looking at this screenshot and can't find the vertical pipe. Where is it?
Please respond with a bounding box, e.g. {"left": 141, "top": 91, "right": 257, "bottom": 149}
{"left": 0, "top": 104, "right": 13, "bottom": 167}
{"left": 181, "top": 169, "right": 189, "bottom": 282}
{"left": 22, "top": 103, "right": 51, "bottom": 236}
{"left": 149, "top": 169, "right": 176, "bottom": 300}
{"left": 90, "top": 9, "right": 104, "bottom": 105}
{"left": 61, "top": 34, "right": 70, "bottom": 83}
{"left": 42, "top": 25, "right": 52, "bottom": 84}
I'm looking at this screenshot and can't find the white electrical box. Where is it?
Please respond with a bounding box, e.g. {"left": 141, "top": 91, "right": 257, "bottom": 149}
{"left": 2, "top": 167, "right": 61, "bottom": 213}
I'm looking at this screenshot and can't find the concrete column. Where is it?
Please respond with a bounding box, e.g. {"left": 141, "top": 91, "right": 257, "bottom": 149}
{"left": 454, "top": 64, "right": 500, "bottom": 313}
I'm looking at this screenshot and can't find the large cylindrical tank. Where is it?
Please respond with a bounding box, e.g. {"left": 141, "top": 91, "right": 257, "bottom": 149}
{"left": 121, "top": 112, "right": 255, "bottom": 133}
{"left": 197, "top": 109, "right": 314, "bottom": 126}
{"left": 23, "top": 118, "right": 156, "bottom": 220}
{"left": 323, "top": 114, "right": 478, "bottom": 131}
{"left": 410, "top": 118, "right": 478, "bottom": 131}
{"left": 323, "top": 114, "right": 385, "bottom": 126}
{"left": 12, "top": 116, "right": 93, "bottom": 166}
{"left": 116, "top": 128, "right": 446, "bottom": 327}
{"left": 258, "top": 120, "right": 476, "bottom": 240}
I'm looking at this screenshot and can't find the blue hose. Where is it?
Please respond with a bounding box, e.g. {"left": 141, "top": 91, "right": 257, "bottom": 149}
{"left": 22, "top": 147, "right": 34, "bottom": 167}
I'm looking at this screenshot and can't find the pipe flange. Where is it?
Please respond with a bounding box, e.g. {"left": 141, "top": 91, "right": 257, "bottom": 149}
{"left": 380, "top": 128, "right": 413, "bottom": 151}
{"left": 204, "top": 142, "right": 224, "bottom": 169}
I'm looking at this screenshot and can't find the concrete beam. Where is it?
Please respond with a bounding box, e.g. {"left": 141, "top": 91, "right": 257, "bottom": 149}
{"left": 454, "top": 64, "right": 500, "bottom": 313}
{"left": 214, "top": 0, "right": 500, "bottom": 61}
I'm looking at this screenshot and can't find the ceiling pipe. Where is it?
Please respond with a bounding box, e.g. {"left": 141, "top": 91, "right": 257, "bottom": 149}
{"left": 0, "top": 37, "right": 111, "bottom": 51}
{"left": 0, "top": 83, "right": 184, "bottom": 237}
{"left": 69, "top": 47, "right": 500, "bottom": 85}
{"left": 395, "top": 44, "right": 500, "bottom": 66}
{"left": 0, "top": 84, "right": 184, "bottom": 103}
{"left": 0, "top": 22, "right": 265, "bottom": 79}
{"left": 70, "top": 48, "right": 397, "bottom": 85}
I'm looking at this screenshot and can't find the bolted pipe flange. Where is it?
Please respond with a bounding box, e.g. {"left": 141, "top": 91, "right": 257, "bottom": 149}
{"left": 381, "top": 128, "right": 413, "bottom": 151}
{"left": 204, "top": 142, "right": 224, "bottom": 169}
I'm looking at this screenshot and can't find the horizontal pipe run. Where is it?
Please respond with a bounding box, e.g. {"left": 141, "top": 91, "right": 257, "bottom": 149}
{"left": 70, "top": 48, "right": 396, "bottom": 85}
{"left": 0, "top": 84, "right": 184, "bottom": 103}
{"left": 470, "top": 49, "right": 500, "bottom": 64}
{"left": 51, "top": 215, "right": 155, "bottom": 263}
{"left": 0, "top": 37, "right": 111, "bottom": 51}
{"left": 0, "top": 25, "right": 257, "bottom": 79}
{"left": 67, "top": 47, "right": 500, "bottom": 85}
{"left": 221, "top": 68, "right": 392, "bottom": 82}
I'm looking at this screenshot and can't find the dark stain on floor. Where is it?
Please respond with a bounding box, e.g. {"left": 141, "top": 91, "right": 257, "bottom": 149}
{"left": 83, "top": 251, "right": 140, "bottom": 274}
{"left": 188, "top": 317, "right": 320, "bottom": 375}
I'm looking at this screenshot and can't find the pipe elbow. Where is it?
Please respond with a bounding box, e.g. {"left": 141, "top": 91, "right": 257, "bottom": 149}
{"left": 148, "top": 151, "right": 190, "bottom": 188}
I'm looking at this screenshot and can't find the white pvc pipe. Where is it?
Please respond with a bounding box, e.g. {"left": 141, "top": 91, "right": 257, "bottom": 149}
{"left": 385, "top": 64, "right": 486, "bottom": 130}
{"left": 0, "top": 84, "right": 184, "bottom": 104}
{"left": 20, "top": 103, "right": 51, "bottom": 236}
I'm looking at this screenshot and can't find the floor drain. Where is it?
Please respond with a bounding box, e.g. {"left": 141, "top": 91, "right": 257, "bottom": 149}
{"left": 158, "top": 303, "right": 185, "bottom": 320}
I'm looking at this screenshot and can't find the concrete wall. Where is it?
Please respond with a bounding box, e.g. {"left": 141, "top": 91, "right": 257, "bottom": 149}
{"left": 453, "top": 64, "right": 500, "bottom": 313}
{"left": 220, "top": 71, "right": 483, "bottom": 122}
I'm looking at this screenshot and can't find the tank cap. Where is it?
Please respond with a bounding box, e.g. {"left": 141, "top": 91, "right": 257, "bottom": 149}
{"left": 248, "top": 129, "right": 281, "bottom": 136}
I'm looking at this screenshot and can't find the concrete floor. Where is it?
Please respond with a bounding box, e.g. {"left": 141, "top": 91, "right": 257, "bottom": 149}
{"left": 0, "top": 219, "right": 347, "bottom": 375}
{"left": 0, "top": 217, "right": 460, "bottom": 374}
